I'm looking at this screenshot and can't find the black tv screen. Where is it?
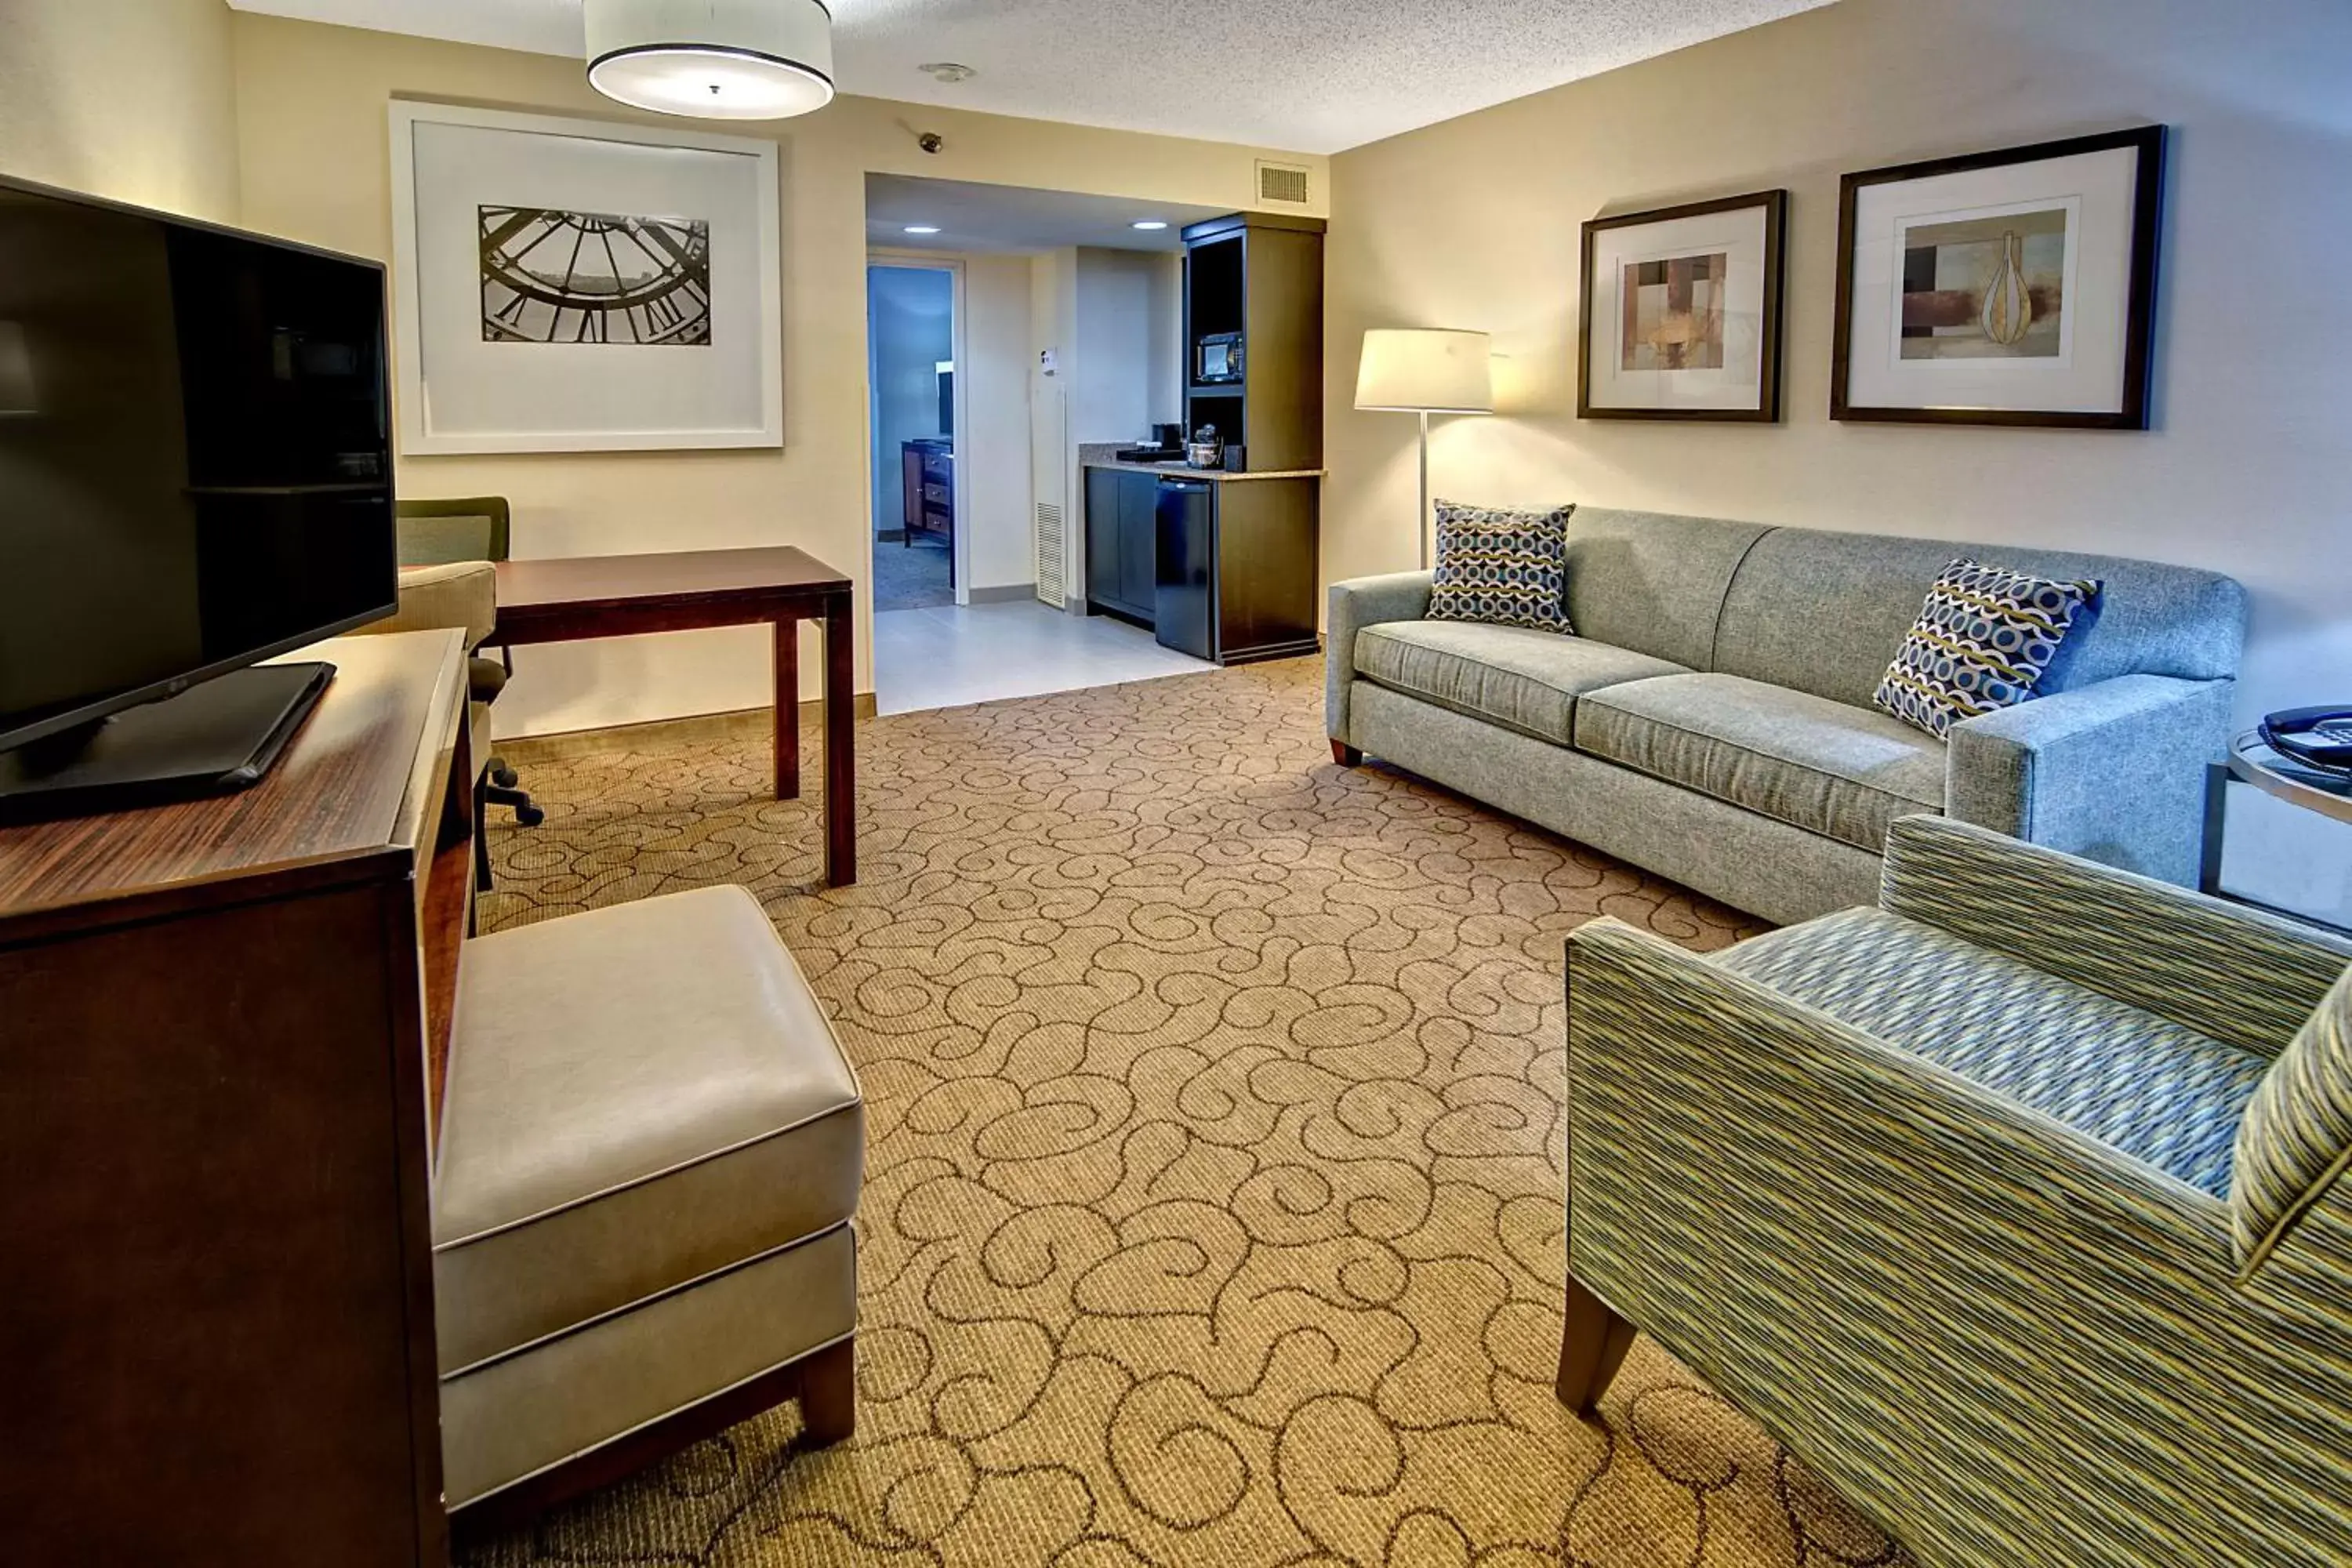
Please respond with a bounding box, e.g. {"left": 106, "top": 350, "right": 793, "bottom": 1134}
{"left": 0, "top": 176, "right": 396, "bottom": 753}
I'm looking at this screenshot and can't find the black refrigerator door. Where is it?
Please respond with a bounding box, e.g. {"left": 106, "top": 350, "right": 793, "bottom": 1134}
{"left": 1154, "top": 480, "right": 1216, "bottom": 662}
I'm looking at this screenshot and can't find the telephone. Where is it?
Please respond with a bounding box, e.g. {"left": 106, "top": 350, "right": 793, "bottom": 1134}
{"left": 2259, "top": 706, "right": 2352, "bottom": 774}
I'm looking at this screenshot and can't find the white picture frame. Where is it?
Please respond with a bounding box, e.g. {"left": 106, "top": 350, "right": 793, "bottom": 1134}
{"left": 387, "top": 101, "right": 783, "bottom": 456}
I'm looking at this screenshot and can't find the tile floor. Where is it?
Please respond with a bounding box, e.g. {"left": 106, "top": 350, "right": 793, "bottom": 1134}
{"left": 870, "top": 599, "right": 1214, "bottom": 716}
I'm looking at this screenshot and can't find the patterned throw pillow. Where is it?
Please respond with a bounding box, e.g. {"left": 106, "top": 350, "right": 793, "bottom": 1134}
{"left": 1425, "top": 500, "right": 1576, "bottom": 632}
{"left": 1874, "top": 560, "right": 2101, "bottom": 739}
{"left": 2232, "top": 960, "right": 2352, "bottom": 1267}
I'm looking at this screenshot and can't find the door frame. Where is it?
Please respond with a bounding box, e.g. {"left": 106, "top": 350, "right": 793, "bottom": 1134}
{"left": 865, "top": 252, "right": 972, "bottom": 607}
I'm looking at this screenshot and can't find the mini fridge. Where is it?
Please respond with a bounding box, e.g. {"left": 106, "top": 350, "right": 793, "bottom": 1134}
{"left": 1152, "top": 477, "right": 1217, "bottom": 661}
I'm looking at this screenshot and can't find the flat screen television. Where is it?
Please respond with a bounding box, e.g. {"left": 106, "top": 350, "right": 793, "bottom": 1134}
{"left": 0, "top": 173, "right": 395, "bottom": 813}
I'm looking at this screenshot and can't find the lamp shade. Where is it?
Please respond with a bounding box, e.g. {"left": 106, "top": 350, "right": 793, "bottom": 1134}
{"left": 586, "top": 0, "right": 835, "bottom": 121}
{"left": 1354, "top": 328, "right": 1493, "bottom": 413}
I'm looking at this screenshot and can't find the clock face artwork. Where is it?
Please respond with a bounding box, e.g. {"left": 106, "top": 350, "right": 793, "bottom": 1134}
{"left": 478, "top": 205, "right": 711, "bottom": 347}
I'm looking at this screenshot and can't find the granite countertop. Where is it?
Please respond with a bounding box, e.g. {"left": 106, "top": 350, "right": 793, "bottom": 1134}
{"left": 1077, "top": 444, "right": 1324, "bottom": 484}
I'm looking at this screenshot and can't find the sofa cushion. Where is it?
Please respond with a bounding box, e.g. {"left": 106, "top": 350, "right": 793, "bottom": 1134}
{"left": 1710, "top": 524, "right": 2246, "bottom": 710}
{"left": 432, "top": 884, "right": 863, "bottom": 1374}
{"left": 1577, "top": 673, "right": 1946, "bottom": 852}
{"left": 1715, "top": 906, "right": 2270, "bottom": 1196}
{"left": 1356, "top": 620, "right": 1689, "bottom": 746}
{"left": 1875, "top": 560, "right": 2102, "bottom": 739}
{"left": 1426, "top": 499, "right": 1575, "bottom": 631}
{"left": 1562, "top": 507, "right": 1773, "bottom": 672}
{"left": 2232, "top": 963, "right": 2352, "bottom": 1265}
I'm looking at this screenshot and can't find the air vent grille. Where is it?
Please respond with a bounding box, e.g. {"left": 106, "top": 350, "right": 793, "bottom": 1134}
{"left": 1035, "top": 502, "right": 1065, "bottom": 604}
{"left": 1256, "top": 161, "right": 1311, "bottom": 206}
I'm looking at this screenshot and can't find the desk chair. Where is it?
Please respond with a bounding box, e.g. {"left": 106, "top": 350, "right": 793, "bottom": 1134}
{"left": 394, "top": 497, "right": 543, "bottom": 839}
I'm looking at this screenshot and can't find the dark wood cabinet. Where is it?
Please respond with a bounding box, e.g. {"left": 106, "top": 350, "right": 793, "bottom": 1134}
{"left": 1085, "top": 467, "right": 1159, "bottom": 624}
{"left": 1181, "top": 212, "right": 1326, "bottom": 474}
{"left": 1086, "top": 466, "right": 1319, "bottom": 666}
{"left": 899, "top": 439, "right": 954, "bottom": 582}
{"left": 0, "top": 632, "right": 474, "bottom": 1567}
{"left": 1158, "top": 477, "right": 1320, "bottom": 666}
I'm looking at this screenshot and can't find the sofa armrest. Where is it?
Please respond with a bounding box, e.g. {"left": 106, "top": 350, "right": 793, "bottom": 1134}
{"left": 1326, "top": 571, "right": 1432, "bottom": 744}
{"left": 1946, "top": 672, "right": 2233, "bottom": 887}
{"left": 1882, "top": 815, "right": 2352, "bottom": 1056}
{"left": 351, "top": 561, "right": 497, "bottom": 650}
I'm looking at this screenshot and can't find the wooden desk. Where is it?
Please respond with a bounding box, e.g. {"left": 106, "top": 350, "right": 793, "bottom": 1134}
{"left": 492, "top": 546, "right": 857, "bottom": 887}
{"left": 0, "top": 630, "right": 473, "bottom": 1567}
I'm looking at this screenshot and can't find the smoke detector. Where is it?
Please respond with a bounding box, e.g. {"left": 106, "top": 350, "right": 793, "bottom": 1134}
{"left": 919, "top": 62, "right": 978, "bottom": 84}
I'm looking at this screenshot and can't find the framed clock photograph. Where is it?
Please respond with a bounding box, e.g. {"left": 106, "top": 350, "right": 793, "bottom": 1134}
{"left": 1831, "top": 125, "right": 2165, "bottom": 429}
{"left": 1580, "top": 189, "right": 1787, "bottom": 422}
{"left": 390, "top": 103, "right": 783, "bottom": 455}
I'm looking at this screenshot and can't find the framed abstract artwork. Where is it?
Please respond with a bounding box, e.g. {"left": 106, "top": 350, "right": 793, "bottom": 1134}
{"left": 1831, "top": 125, "right": 2165, "bottom": 429}
{"left": 1580, "top": 189, "right": 1787, "bottom": 422}
{"left": 388, "top": 102, "right": 782, "bottom": 455}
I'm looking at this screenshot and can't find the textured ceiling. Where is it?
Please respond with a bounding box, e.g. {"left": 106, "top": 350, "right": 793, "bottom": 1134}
{"left": 224, "top": 0, "right": 1835, "bottom": 154}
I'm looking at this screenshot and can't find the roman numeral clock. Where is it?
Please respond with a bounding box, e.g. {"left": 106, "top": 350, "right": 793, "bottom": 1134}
{"left": 477, "top": 205, "right": 712, "bottom": 347}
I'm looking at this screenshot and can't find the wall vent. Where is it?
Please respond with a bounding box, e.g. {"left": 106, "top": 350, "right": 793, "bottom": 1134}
{"left": 1256, "top": 161, "right": 1311, "bottom": 206}
{"left": 1034, "top": 502, "right": 1065, "bottom": 605}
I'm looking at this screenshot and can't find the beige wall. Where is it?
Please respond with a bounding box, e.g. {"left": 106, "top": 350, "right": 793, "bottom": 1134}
{"left": 1328, "top": 0, "right": 2350, "bottom": 713}
{"left": 230, "top": 13, "right": 1324, "bottom": 735}
{"left": 1325, "top": 0, "right": 2352, "bottom": 916}
{"left": 0, "top": 0, "right": 240, "bottom": 222}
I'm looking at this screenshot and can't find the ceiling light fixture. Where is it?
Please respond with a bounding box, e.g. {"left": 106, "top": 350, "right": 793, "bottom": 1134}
{"left": 904, "top": 226, "right": 942, "bottom": 235}
{"left": 584, "top": 0, "right": 836, "bottom": 121}
{"left": 1131, "top": 220, "right": 1170, "bottom": 231}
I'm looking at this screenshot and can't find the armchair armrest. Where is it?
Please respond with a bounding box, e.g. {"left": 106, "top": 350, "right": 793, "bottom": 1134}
{"left": 1565, "top": 915, "right": 2233, "bottom": 1303}
{"left": 1326, "top": 571, "right": 1432, "bottom": 744}
{"left": 1882, "top": 816, "right": 2352, "bottom": 1056}
{"left": 1945, "top": 672, "right": 2232, "bottom": 885}
{"left": 352, "top": 561, "right": 497, "bottom": 651}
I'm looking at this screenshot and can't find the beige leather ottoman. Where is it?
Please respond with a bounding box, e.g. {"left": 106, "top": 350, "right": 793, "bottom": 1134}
{"left": 432, "top": 884, "right": 862, "bottom": 1522}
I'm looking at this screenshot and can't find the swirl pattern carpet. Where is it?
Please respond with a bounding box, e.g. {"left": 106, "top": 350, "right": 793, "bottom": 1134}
{"left": 463, "top": 655, "right": 1911, "bottom": 1568}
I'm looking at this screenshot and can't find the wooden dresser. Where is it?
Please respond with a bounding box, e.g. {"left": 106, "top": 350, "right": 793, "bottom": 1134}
{"left": 899, "top": 437, "right": 955, "bottom": 557}
{"left": 0, "top": 630, "right": 474, "bottom": 1567}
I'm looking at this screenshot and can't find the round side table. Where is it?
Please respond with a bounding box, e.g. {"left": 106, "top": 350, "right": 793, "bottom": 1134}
{"left": 2200, "top": 731, "right": 2352, "bottom": 930}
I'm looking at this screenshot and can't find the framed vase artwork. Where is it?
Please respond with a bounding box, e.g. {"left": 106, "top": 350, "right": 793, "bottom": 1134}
{"left": 1831, "top": 125, "right": 2165, "bottom": 429}
{"left": 388, "top": 102, "right": 783, "bottom": 456}
{"left": 1580, "top": 190, "right": 1787, "bottom": 422}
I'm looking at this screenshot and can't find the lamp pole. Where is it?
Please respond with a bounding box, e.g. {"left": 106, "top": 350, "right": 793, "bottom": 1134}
{"left": 1418, "top": 408, "right": 1433, "bottom": 572}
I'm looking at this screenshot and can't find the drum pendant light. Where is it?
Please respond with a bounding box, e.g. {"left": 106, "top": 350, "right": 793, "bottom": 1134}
{"left": 585, "top": 0, "right": 836, "bottom": 121}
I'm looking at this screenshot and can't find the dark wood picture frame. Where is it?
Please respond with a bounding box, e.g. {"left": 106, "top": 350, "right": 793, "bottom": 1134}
{"left": 1579, "top": 189, "right": 1788, "bottom": 423}
{"left": 1831, "top": 125, "right": 2166, "bottom": 429}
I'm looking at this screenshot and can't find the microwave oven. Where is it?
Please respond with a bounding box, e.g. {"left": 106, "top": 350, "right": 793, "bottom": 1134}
{"left": 1196, "top": 332, "right": 1243, "bottom": 384}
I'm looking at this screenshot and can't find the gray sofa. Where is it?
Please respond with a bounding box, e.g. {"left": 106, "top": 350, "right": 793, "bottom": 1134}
{"left": 1326, "top": 508, "right": 2248, "bottom": 926}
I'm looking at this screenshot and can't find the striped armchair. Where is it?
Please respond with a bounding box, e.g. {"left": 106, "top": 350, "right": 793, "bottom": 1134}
{"left": 1558, "top": 815, "right": 2352, "bottom": 1566}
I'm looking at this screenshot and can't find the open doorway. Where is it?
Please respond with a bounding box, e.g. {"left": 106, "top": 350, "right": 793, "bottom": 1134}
{"left": 867, "top": 260, "right": 961, "bottom": 613}
{"left": 865, "top": 176, "right": 1235, "bottom": 716}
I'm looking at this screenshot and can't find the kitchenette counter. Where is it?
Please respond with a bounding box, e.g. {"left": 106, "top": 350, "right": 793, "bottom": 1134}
{"left": 1077, "top": 444, "right": 1323, "bottom": 483}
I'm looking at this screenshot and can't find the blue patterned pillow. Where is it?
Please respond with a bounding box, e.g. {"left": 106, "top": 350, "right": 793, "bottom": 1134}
{"left": 1875, "top": 560, "right": 2102, "bottom": 739}
{"left": 1426, "top": 500, "right": 1576, "bottom": 632}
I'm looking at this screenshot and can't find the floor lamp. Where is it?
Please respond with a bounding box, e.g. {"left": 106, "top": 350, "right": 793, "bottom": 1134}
{"left": 1354, "top": 328, "right": 1494, "bottom": 570}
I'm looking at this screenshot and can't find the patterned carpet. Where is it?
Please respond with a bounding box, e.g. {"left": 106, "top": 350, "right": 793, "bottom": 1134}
{"left": 464, "top": 656, "right": 1911, "bottom": 1568}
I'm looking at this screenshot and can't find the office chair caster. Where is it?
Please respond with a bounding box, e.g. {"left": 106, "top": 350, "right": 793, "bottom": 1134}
{"left": 514, "top": 800, "right": 546, "bottom": 828}
{"left": 492, "top": 760, "right": 520, "bottom": 789}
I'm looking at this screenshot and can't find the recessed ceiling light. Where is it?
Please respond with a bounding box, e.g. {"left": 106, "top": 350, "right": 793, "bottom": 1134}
{"left": 1131, "top": 220, "right": 1170, "bottom": 231}
{"left": 904, "top": 225, "right": 942, "bottom": 235}
{"left": 919, "top": 62, "right": 976, "bottom": 83}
